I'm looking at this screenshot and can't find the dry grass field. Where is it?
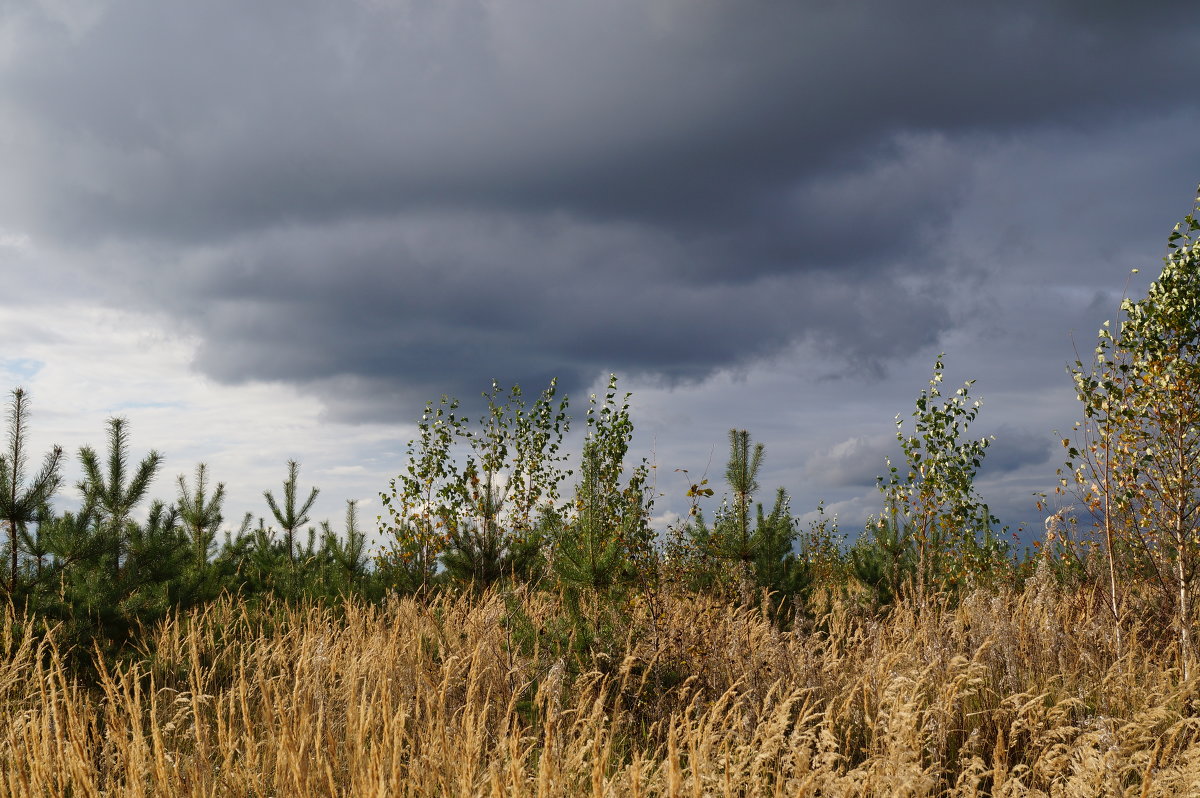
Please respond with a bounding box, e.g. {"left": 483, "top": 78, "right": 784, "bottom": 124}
{"left": 3, "top": 569, "right": 1200, "bottom": 797}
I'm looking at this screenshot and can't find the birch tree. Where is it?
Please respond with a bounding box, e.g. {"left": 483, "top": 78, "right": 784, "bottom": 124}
{"left": 1067, "top": 190, "right": 1200, "bottom": 675}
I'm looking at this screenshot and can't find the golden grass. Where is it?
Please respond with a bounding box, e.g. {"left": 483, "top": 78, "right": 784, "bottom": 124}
{"left": 3, "top": 573, "right": 1200, "bottom": 797}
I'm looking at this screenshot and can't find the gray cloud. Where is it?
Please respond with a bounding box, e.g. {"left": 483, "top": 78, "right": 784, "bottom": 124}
{"left": 1, "top": 0, "right": 1198, "bottom": 545}
{"left": 803, "top": 434, "right": 895, "bottom": 489}
{"left": 978, "top": 425, "right": 1053, "bottom": 476}
{"left": 3, "top": 0, "right": 1196, "bottom": 244}
{"left": 802, "top": 421, "right": 1049, "bottom": 494}
{"left": 123, "top": 208, "right": 951, "bottom": 418}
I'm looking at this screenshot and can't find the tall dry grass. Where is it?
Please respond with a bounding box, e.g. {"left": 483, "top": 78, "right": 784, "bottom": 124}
{"left": 2, "top": 571, "right": 1200, "bottom": 797}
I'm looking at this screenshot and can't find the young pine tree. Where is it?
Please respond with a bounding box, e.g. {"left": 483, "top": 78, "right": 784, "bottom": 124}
{"left": 264, "top": 459, "right": 319, "bottom": 564}
{"left": 723, "top": 429, "right": 764, "bottom": 601}
{"left": 0, "top": 388, "right": 63, "bottom": 597}
{"left": 690, "top": 429, "right": 804, "bottom": 605}
{"left": 177, "top": 463, "right": 225, "bottom": 571}
{"left": 318, "top": 499, "right": 372, "bottom": 597}
{"left": 78, "top": 417, "right": 163, "bottom": 583}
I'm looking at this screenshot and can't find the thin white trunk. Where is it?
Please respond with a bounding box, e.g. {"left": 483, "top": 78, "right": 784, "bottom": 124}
{"left": 1178, "top": 551, "right": 1191, "bottom": 680}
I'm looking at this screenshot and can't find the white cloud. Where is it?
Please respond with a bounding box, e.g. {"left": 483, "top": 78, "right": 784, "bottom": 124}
{"left": 0, "top": 302, "right": 410, "bottom": 545}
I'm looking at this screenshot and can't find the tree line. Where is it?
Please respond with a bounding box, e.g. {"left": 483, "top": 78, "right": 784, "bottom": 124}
{"left": 3, "top": 190, "right": 1200, "bottom": 676}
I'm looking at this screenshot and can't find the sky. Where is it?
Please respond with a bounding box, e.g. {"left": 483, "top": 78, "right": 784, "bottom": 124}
{"left": 1, "top": 0, "right": 1198, "bottom": 550}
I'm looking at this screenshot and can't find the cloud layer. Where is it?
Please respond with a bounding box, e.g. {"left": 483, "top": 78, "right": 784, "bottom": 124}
{"left": 2, "top": 0, "right": 1198, "bottom": 535}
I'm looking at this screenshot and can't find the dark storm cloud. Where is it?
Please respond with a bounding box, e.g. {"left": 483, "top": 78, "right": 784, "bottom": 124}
{"left": 153, "top": 210, "right": 951, "bottom": 417}
{"left": 2, "top": 0, "right": 1198, "bottom": 420}
{"left": 978, "top": 426, "right": 1052, "bottom": 476}
{"left": 802, "top": 422, "right": 1049, "bottom": 493}
{"left": 803, "top": 435, "right": 894, "bottom": 489}
{"left": 4, "top": 0, "right": 1195, "bottom": 243}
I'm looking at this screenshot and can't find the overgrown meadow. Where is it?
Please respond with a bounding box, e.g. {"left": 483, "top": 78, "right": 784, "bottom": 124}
{"left": 2, "top": 196, "right": 1200, "bottom": 795}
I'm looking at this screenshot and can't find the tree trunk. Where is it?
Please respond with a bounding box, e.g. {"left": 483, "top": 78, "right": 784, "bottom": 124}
{"left": 1102, "top": 460, "right": 1122, "bottom": 656}
{"left": 1178, "top": 552, "right": 1191, "bottom": 680}
{"left": 8, "top": 519, "right": 16, "bottom": 596}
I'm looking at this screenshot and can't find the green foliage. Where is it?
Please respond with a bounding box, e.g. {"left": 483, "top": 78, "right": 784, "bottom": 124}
{"left": 215, "top": 503, "right": 380, "bottom": 605}
{"left": 322, "top": 500, "right": 370, "bottom": 589}
{"left": 725, "top": 429, "right": 764, "bottom": 565}
{"left": 174, "top": 462, "right": 227, "bottom": 604}
{"left": 78, "top": 417, "right": 164, "bottom": 584}
{"left": 661, "top": 504, "right": 718, "bottom": 591}
{"left": 1065, "top": 189, "right": 1200, "bottom": 671}
{"left": 850, "top": 503, "right": 916, "bottom": 608}
{"left": 264, "top": 459, "right": 319, "bottom": 563}
{"left": 41, "top": 420, "right": 187, "bottom": 661}
{"left": 799, "top": 501, "right": 848, "bottom": 587}
{"left": 749, "top": 487, "right": 810, "bottom": 617}
{"left": 441, "top": 380, "right": 570, "bottom": 588}
{"left": 0, "top": 388, "right": 64, "bottom": 597}
{"left": 218, "top": 515, "right": 288, "bottom": 597}
{"left": 879, "top": 356, "right": 1001, "bottom": 600}
{"left": 379, "top": 379, "right": 571, "bottom": 592}
{"left": 12, "top": 181, "right": 1200, "bottom": 687}
{"left": 26, "top": 500, "right": 101, "bottom": 579}
{"left": 553, "top": 375, "right": 652, "bottom": 596}
{"left": 676, "top": 430, "right": 810, "bottom": 608}
{"left": 29, "top": 502, "right": 190, "bottom": 670}
{"left": 377, "top": 395, "right": 460, "bottom": 594}
{"left": 177, "top": 463, "right": 225, "bottom": 568}
{"left": 17, "top": 503, "right": 62, "bottom": 583}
